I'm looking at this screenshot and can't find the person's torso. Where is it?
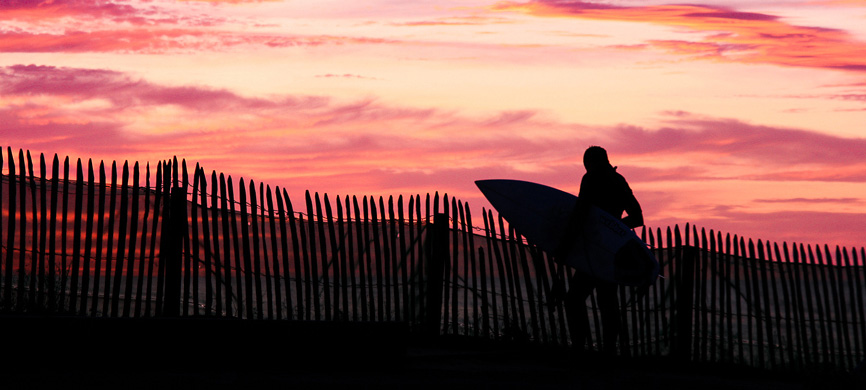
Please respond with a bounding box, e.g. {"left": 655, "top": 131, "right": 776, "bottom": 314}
{"left": 580, "top": 169, "right": 629, "bottom": 218}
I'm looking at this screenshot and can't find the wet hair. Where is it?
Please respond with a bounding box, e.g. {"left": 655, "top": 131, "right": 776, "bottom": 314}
{"left": 583, "top": 146, "right": 611, "bottom": 172}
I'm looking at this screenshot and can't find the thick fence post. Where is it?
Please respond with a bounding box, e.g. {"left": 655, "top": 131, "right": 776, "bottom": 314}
{"left": 673, "top": 245, "right": 697, "bottom": 359}
{"left": 424, "top": 213, "right": 448, "bottom": 338}
{"left": 162, "top": 186, "right": 187, "bottom": 317}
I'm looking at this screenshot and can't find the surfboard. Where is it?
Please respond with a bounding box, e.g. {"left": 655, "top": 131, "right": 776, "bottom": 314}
{"left": 475, "top": 179, "right": 659, "bottom": 286}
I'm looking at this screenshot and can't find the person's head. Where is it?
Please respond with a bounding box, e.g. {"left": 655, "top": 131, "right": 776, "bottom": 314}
{"left": 583, "top": 146, "right": 612, "bottom": 172}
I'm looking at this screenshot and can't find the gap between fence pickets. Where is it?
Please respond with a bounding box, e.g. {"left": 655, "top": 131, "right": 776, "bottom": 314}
{"left": 2, "top": 148, "right": 862, "bottom": 255}
{"left": 1, "top": 147, "right": 865, "bottom": 373}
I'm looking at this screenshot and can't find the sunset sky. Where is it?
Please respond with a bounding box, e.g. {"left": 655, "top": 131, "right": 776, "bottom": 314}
{"left": 1, "top": 0, "right": 865, "bottom": 248}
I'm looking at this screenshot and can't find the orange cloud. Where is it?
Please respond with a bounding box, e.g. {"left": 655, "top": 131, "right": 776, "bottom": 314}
{"left": 813, "top": 0, "right": 866, "bottom": 6}
{"left": 3, "top": 64, "right": 866, "bottom": 247}
{"left": 0, "top": 28, "right": 399, "bottom": 53}
{"left": 0, "top": 0, "right": 195, "bottom": 26}
{"left": 177, "top": 0, "right": 281, "bottom": 3}
{"left": 0, "top": 1, "right": 313, "bottom": 54}
{"left": 4, "top": 64, "right": 864, "bottom": 180}
{"left": 316, "top": 74, "right": 379, "bottom": 80}
{"left": 390, "top": 15, "right": 514, "bottom": 27}
{"left": 1, "top": 0, "right": 137, "bottom": 20}
{"left": 0, "top": 29, "right": 207, "bottom": 53}
{"left": 493, "top": 1, "right": 866, "bottom": 72}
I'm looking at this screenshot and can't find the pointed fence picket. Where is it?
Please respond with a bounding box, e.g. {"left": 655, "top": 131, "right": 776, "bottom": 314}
{"left": 0, "top": 146, "right": 864, "bottom": 373}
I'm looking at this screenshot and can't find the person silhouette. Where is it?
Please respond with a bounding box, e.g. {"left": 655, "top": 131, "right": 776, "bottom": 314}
{"left": 564, "top": 146, "right": 644, "bottom": 355}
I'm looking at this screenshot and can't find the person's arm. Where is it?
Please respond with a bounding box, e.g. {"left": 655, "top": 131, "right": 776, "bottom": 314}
{"left": 620, "top": 180, "right": 644, "bottom": 229}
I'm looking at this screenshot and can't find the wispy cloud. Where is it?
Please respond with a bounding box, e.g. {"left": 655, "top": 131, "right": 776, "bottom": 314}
{"left": 0, "top": 29, "right": 203, "bottom": 53}
{"left": 5, "top": 64, "right": 864, "bottom": 165}
{"left": 493, "top": 1, "right": 866, "bottom": 73}
{"left": 3, "top": 63, "right": 865, "bottom": 246}
{"left": 0, "top": 64, "right": 327, "bottom": 111}
{"left": 652, "top": 209, "right": 866, "bottom": 248}
{"left": 178, "top": 0, "right": 281, "bottom": 3}
{"left": 610, "top": 114, "right": 866, "bottom": 171}
{"left": 0, "top": 28, "right": 400, "bottom": 54}
{"left": 390, "top": 15, "right": 513, "bottom": 27}
{"left": 0, "top": 1, "right": 400, "bottom": 54}
{"left": 814, "top": 0, "right": 866, "bottom": 6}
{"left": 755, "top": 197, "right": 862, "bottom": 204}
{"left": 0, "top": 0, "right": 223, "bottom": 27}
{"left": 1, "top": 0, "right": 143, "bottom": 23}
{"left": 3, "top": 64, "right": 865, "bottom": 188}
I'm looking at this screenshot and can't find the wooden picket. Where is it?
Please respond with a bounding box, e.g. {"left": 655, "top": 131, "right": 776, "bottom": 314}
{"left": 0, "top": 146, "right": 865, "bottom": 373}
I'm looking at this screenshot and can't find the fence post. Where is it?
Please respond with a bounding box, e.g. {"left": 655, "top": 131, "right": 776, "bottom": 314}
{"left": 424, "top": 213, "right": 448, "bottom": 338}
{"left": 673, "top": 245, "right": 697, "bottom": 360}
{"left": 162, "top": 186, "right": 187, "bottom": 317}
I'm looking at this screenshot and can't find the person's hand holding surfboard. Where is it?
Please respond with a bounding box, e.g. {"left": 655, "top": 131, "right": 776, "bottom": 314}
{"left": 476, "top": 146, "right": 658, "bottom": 353}
{"left": 474, "top": 179, "right": 659, "bottom": 286}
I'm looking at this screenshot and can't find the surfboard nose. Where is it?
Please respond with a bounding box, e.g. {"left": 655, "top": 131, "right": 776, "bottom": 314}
{"left": 475, "top": 179, "right": 502, "bottom": 192}
{"left": 474, "top": 179, "right": 494, "bottom": 197}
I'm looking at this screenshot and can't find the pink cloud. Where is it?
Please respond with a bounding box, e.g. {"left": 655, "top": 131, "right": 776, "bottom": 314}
{"left": 315, "top": 74, "right": 378, "bottom": 80}
{"left": 494, "top": 1, "right": 866, "bottom": 73}
{"left": 0, "top": 29, "right": 399, "bottom": 54}
{"left": 834, "top": 94, "right": 866, "bottom": 101}
{"left": 178, "top": 0, "right": 280, "bottom": 3}
{"left": 609, "top": 117, "right": 866, "bottom": 170}
{"left": 0, "top": 0, "right": 141, "bottom": 22}
{"left": 0, "top": 0, "right": 208, "bottom": 27}
{"left": 0, "top": 29, "right": 209, "bottom": 54}
{"left": 0, "top": 0, "right": 399, "bottom": 54}
{"left": 4, "top": 65, "right": 864, "bottom": 179}
{"left": 647, "top": 39, "right": 750, "bottom": 58}
{"left": 658, "top": 210, "right": 866, "bottom": 249}
{"left": 0, "top": 64, "right": 328, "bottom": 111}
{"left": 755, "top": 197, "right": 862, "bottom": 204}
{"left": 390, "top": 15, "right": 513, "bottom": 27}
{"left": 814, "top": 0, "right": 866, "bottom": 6}
{"left": 3, "top": 64, "right": 865, "bottom": 247}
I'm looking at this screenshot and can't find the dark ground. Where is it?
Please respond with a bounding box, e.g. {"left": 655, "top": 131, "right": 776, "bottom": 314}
{"left": 3, "top": 337, "right": 863, "bottom": 389}
{"left": 1, "top": 316, "right": 863, "bottom": 389}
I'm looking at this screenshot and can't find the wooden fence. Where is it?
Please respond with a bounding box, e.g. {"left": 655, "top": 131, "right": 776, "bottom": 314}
{"left": 1, "top": 147, "right": 864, "bottom": 372}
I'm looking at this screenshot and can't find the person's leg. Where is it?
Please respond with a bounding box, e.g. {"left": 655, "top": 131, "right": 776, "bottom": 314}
{"left": 596, "top": 281, "right": 621, "bottom": 355}
{"left": 565, "top": 272, "right": 594, "bottom": 351}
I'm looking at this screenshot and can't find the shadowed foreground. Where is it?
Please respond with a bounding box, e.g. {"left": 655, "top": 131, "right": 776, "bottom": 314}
{"left": 2, "top": 150, "right": 866, "bottom": 385}
{"left": 3, "top": 150, "right": 866, "bottom": 374}
{"left": 1, "top": 317, "right": 860, "bottom": 389}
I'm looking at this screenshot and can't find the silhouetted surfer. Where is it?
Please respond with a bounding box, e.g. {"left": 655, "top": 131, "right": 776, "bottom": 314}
{"left": 566, "top": 146, "right": 643, "bottom": 354}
